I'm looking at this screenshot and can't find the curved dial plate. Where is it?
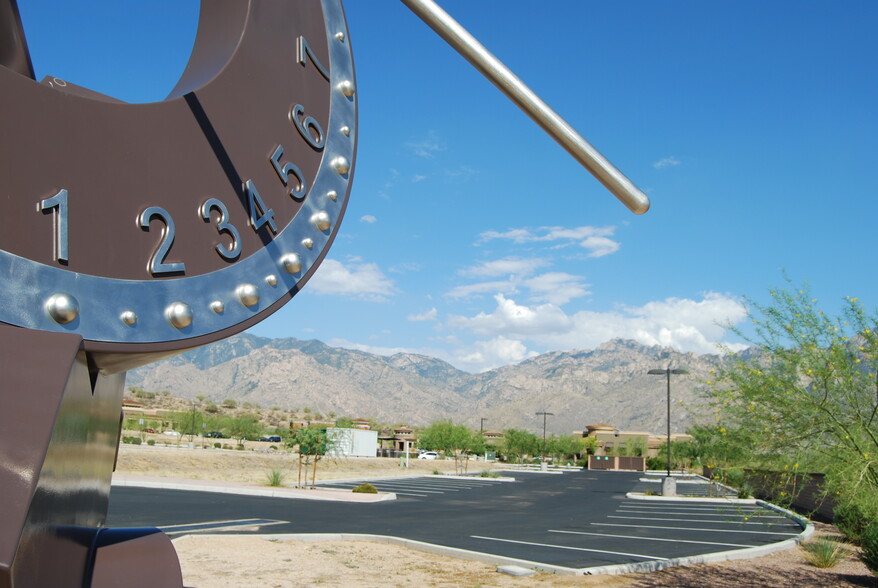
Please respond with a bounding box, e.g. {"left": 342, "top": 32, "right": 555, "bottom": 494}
{"left": 0, "top": 0, "right": 356, "bottom": 353}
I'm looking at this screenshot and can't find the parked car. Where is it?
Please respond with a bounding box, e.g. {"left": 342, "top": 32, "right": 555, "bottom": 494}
{"left": 163, "top": 430, "right": 180, "bottom": 436}
{"left": 205, "top": 431, "right": 227, "bottom": 438}
{"left": 143, "top": 428, "right": 155, "bottom": 433}
{"left": 418, "top": 451, "right": 439, "bottom": 460}
{"left": 260, "top": 435, "right": 282, "bottom": 443}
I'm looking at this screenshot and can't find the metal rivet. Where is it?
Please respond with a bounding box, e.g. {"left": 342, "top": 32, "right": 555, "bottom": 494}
{"left": 281, "top": 253, "right": 302, "bottom": 274}
{"left": 301, "top": 238, "right": 314, "bottom": 249}
{"left": 335, "top": 31, "right": 345, "bottom": 41}
{"left": 46, "top": 293, "right": 79, "bottom": 324}
{"left": 210, "top": 300, "right": 224, "bottom": 314}
{"left": 337, "top": 80, "right": 355, "bottom": 98}
{"left": 236, "top": 283, "right": 259, "bottom": 308}
{"left": 327, "top": 190, "right": 338, "bottom": 201}
{"left": 331, "top": 156, "right": 350, "bottom": 175}
{"left": 120, "top": 310, "right": 137, "bottom": 326}
{"left": 311, "top": 211, "right": 331, "bottom": 232}
{"left": 340, "top": 126, "right": 351, "bottom": 136}
{"left": 265, "top": 274, "right": 278, "bottom": 287}
{"left": 165, "top": 302, "right": 193, "bottom": 329}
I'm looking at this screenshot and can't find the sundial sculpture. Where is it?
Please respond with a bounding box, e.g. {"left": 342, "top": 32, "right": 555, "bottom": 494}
{"left": 0, "top": 0, "right": 648, "bottom": 586}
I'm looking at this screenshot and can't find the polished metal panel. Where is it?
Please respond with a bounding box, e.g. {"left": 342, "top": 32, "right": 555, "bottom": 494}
{"left": 399, "top": 0, "right": 650, "bottom": 215}
{"left": 45, "top": 292, "right": 79, "bottom": 324}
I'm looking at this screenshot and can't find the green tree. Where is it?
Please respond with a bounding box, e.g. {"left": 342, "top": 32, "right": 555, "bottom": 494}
{"left": 222, "top": 398, "right": 238, "bottom": 409}
{"left": 229, "top": 413, "right": 261, "bottom": 446}
{"left": 707, "top": 281, "right": 878, "bottom": 526}
{"left": 500, "top": 429, "right": 539, "bottom": 463}
{"left": 621, "top": 436, "right": 648, "bottom": 457}
{"left": 288, "top": 427, "right": 332, "bottom": 488}
{"left": 419, "top": 420, "right": 483, "bottom": 474}
{"left": 334, "top": 416, "right": 355, "bottom": 429}
{"left": 175, "top": 407, "right": 204, "bottom": 443}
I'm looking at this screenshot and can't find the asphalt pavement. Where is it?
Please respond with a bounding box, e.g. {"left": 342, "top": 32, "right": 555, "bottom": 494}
{"left": 107, "top": 469, "right": 810, "bottom": 574}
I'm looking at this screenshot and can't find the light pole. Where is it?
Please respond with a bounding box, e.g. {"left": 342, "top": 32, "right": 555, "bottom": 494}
{"left": 480, "top": 417, "right": 488, "bottom": 433}
{"left": 648, "top": 367, "right": 688, "bottom": 478}
{"left": 535, "top": 411, "right": 553, "bottom": 461}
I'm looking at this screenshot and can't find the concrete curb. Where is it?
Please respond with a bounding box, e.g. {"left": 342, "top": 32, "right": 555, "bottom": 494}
{"left": 112, "top": 477, "right": 396, "bottom": 502}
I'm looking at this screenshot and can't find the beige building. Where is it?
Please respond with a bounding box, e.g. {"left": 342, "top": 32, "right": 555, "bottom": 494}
{"left": 578, "top": 422, "right": 692, "bottom": 458}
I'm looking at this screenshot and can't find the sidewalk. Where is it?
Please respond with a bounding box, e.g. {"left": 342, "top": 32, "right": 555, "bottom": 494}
{"left": 111, "top": 475, "right": 396, "bottom": 503}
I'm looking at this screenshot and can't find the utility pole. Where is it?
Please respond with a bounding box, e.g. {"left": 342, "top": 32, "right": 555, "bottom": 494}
{"left": 480, "top": 417, "right": 487, "bottom": 433}
{"left": 535, "top": 411, "right": 553, "bottom": 461}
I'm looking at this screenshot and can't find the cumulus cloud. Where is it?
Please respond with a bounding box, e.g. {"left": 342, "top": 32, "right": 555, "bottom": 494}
{"left": 408, "top": 308, "right": 438, "bottom": 322}
{"left": 360, "top": 215, "right": 377, "bottom": 223}
{"left": 653, "top": 156, "right": 681, "bottom": 169}
{"left": 308, "top": 258, "right": 396, "bottom": 301}
{"left": 448, "top": 292, "right": 747, "bottom": 361}
{"left": 453, "top": 336, "right": 538, "bottom": 373}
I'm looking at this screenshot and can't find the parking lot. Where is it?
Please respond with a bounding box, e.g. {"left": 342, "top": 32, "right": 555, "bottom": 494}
{"left": 108, "top": 469, "right": 808, "bottom": 573}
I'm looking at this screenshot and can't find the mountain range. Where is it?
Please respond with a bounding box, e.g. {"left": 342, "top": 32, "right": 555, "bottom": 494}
{"left": 128, "top": 334, "right": 735, "bottom": 436}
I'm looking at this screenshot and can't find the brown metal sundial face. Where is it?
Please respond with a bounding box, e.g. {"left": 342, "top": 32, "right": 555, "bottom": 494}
{"left": 0, "top": 0, "right": 357, "bottom": 355}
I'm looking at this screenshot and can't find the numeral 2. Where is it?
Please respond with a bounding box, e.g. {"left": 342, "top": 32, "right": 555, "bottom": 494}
{"left": 138, "top": 206, "right": 186, "bottom": 275}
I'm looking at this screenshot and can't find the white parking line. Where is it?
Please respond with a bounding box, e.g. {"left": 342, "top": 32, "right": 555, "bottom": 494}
{"left": 592, "top": 522, "right": 800, "bottom": 536}
{"left": 608, "top": 515, "right": 791, "bottom": 526}
{"left": 617, "top": 508, "right": 784, "bottom": 519}
{"left": 471, "top": 535, "right": 665, "bottom": 561}
{"left": 548, "top": 529, "right": 752, "bottom": 549}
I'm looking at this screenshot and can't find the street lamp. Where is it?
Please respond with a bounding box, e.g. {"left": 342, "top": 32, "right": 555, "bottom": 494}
{"left": 648, "top": 367, "right": 688, "bottom": 478}
{"left": 535, "top": 411, "right": 553, "bottom": 461}
{"left": 480, "top": 417, "right": 488, "bottom": 433}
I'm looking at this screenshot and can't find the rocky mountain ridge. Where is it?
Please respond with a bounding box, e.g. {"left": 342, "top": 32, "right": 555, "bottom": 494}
{"left": 128, "top": 334, "right": 734, "bottom": 435}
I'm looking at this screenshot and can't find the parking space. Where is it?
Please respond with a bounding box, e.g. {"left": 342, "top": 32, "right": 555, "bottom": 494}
{"left": 109, "top": 469, "right": 808, "bottom": 574}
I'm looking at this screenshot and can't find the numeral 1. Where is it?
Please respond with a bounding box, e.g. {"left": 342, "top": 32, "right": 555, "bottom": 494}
{"left": 39, "top": 189, "right": 69, "bottom": 262}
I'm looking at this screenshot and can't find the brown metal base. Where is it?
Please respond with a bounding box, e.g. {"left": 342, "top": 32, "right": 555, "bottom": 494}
{"left": 0, "top": 324, "right": 182, "bottom": 587}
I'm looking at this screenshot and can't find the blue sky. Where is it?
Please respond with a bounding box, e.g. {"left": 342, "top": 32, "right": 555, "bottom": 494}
{"left": 19, "top": 1, "right": 877, "bottom": 372}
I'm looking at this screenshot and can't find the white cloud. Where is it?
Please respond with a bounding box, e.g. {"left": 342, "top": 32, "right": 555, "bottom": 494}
{"left": 653, "top": 156, "right": 681, "bottom": 169}
{"left": 308, "top": 258, "right": 396, "bottom": 301}
{"left": 360, "top": 215, "right": 377, "bottom": 223}
{"left": 477, "top": 225, "right": 620, "bottom": 258}
{"left": 408, "top": 308, "right": 438, "bottom": 322}
{"left": 447, "top": 292, "right": 747, "bottom": 360}
{"left": 447, "top": 294, "right": 573, "bottom": 336}
{"left": 459, "top": 257, "right": 548, "bottom": 278}
{"left": 406, "top": 131, "right": 444, "bottom": 158}
{"left": 412, "top": 174, "right": 427, "bottom": 183}
{"left": 524, "top": 273, "right": 591, "bottom": 305}
{"left": 453, "top": 336, "right": 538, "bottom": 373}
{"left": 445, "top": 281, "right": 519, "bottom": 300}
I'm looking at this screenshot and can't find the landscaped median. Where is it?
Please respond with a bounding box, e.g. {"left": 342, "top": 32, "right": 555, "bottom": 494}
{"left": 111, "top": 475, "right": 396, "bottom": 502}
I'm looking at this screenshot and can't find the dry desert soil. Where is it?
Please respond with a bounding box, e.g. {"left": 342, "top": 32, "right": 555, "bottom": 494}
{"left": 115, "top": 443, "right": 877, "bottom": 588}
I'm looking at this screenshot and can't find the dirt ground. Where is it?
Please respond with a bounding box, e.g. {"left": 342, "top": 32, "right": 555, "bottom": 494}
{"left": 115, "top": 444, "right": 877, "bottom": 587}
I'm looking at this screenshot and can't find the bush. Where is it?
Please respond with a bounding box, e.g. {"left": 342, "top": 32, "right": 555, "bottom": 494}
{"left": 801, "top": 538, "right": 844, "bottom": 568}
{"left": 146, "top": 439, "right": 155, "bottom": 446}
{"left": 835, "top": 502, "right": 870, "bottom": 543}
{"left": 214, "top": 442, "right": 222, "bottom": 449}
{"left": 861, "top": 524, "right": 878, "bottom": 575}
{"left": 265, "top": 469, "right": 286, "bottom": 487}
{"left": 646, "top": 457, "right": 665, "bottom": 471}
{"left": 121, "top": 436, "right": 141, "bottom": 445}
{"left": 480, "top": 470, "right": 500, "bottom": 478}
{"left": 352, "top": 483, "right": 378, "bottom": 494}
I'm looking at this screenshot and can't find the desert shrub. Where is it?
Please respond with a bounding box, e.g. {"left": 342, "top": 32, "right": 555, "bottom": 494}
{"left": 265, "top": 469, "right": 286, "bottom": 487}
{"left": 121, "top": 436, "right": 141, "bottom": 445}
{"left": 646, "top": 457, "right": 664, "bottom": 470}
{"left": 222, "top": 443, "right": 232, "bottom": 450}
{"left": 480, "top": 470, "right": 500, "bottom": 478}
{"left": 352, "top": 483, "right": 377, "bottom": 494}
{"left": 432, "top": 469, "right": 440, "bottom": 475}
{"left": 214, "top": 442, "right": 222, "bottom": 449}
{"left": 235, "top": 444, "right": 245, "bottom": 450}
{"left": 801, "top": 538, "right": 844, "bottom": 568}
{"left": 861, "top": 524, "right": 878, "bottom": 575}
{"left": 146, "top": 439, "right": 155, "bottom": 446}
{"left": 835, "top": 502, "right": 870, "bottom": 543}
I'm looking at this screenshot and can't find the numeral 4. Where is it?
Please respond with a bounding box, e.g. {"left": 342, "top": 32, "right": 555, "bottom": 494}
{"left": 244, "top": 179, "right": 277, "bottom": 233}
